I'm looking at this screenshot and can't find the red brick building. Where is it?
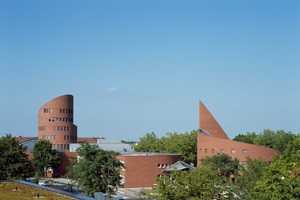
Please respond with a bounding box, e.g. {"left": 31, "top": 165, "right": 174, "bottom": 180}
{"left": 17, "top": 95, "right": 281, "bottom": 187}
{"left": 197, "top": 101, "right": 281, "bottom": 166}
{"left": 38, "top": 95, "right": 77, "bottom": 151}
{"left": 116, "top": 153, "right": 181, "bottom": 188}
{"left": 36, "top": 94, "right": 182, "bottom": 186}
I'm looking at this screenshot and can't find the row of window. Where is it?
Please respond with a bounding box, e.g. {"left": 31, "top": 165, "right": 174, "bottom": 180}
{"left": 39, "top": 126, "right": 47, "bottom": 131}
{"left": 202, "top": 148, "right": 247, "bottom": 154}
{"left": 64, "top": 135, "right": 76, "bottom": 140}
{"left": 54, "top": 126, "right": 71, "bottom": 131}
{"left": 44, "top": 108, "right": 52, "bottom": 113}
{"left": 42, "top": 135, "right": 75, "bottom": 140}
{"left": 60, "top": 108, "right": 73, "bottom": 114}
{"left": 43, "top": 108, "right": 73, "bottom": 114}
{"left": 48, "top": 117, "right": 73, "bottom": 123}
{"left": 39, "top": 126, "right": 73, "bottom": 132}
{"left": 52, "top": 144, "right": 70, "bottom": 150}
{"left": 157, "top": 163, "right": 171, "bottom": 168}
{"left": 42, "top": 135, "right": 56, "bottom": 140}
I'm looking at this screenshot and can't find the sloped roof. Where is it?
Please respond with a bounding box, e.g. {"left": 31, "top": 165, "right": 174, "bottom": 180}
{"left": 199, "top": 101, "right": 229, "bottom": 140}
{"left": 15, "top": 136, "right": 38, "bottom": 142}
{"left": 163, "top": 160, "right": 195, "bottom": 172}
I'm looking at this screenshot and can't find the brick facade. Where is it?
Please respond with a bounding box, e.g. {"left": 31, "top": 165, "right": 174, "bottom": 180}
{"left": 116, "top": 154, "right": 181, "bottom": 188}
{"left": 38, "top": 95, "right": 77, "bottom": 151}
{"left": 197, "top": 101, "right": 281, "bottom": 166}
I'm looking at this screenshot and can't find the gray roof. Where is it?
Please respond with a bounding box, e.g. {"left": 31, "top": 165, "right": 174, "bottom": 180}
{"left": 119, "top": 152, "right": 181, "bottom": 156}
{"left": 69, "top": 142, "right": 133, "bottom": 154}
{"left": 163, "top": 160, "right": 195, "bottom": 172}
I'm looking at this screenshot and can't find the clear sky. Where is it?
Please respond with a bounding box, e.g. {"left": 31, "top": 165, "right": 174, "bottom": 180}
{"left": 0, "top": 0, "right": 299, "bottom": 141}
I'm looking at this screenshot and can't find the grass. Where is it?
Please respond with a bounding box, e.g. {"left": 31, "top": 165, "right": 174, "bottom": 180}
{"left": 0, "top": 182, "right": 73, "bottom": 200}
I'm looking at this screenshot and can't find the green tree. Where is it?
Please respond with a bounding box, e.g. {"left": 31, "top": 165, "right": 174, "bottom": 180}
{"left": 236, "top": 158, "right": 269, "bottom": 199}
{"left": 253, "top": 158, "right": 300, "bottom": 200}
{"left": 66, "top": 143, "right": 124, "bottom": 197}
{"left": 253, "top": 129, "right": 276, "bottom": 148}
{"left": 235, "top": 130, "right": 296, "bottom": 152}
{"left": 32, "top": 140, "right": 60, "bottom": 175}
{"left": 253, "top": 129, "right": 296, "bottom": 152}
{"left": 275, "top": 131, "right": 300, "bottom": 155}
{"left": 252, "top": 136, "right": 300, "bottom": 199}
{"left": 201, "top": 153, "right": 240, "bottom": 178}
{"left": 233, "top": 132, "right": 257, "bottom": 144}
{"left": 282, "top": 135, "right": 300, "bottom": 168}
{"left": 135, "top": 131, "right": 198, "bottom": 165}
{"left": 0, "top": 134, "right": 34, "bottom": 180}
{"left": 161, "top": 131, "right": 197, "bottom": 165}
{"left": 134, "top": 132, "right": 160, "bottom": 152}
{"left": 152, "top": 166, "right": 222, "bottom": 200}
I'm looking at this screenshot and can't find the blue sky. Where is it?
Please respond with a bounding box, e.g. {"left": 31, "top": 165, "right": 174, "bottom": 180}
{"left": 0, "top": 0, "right": 299, "bottom": 141}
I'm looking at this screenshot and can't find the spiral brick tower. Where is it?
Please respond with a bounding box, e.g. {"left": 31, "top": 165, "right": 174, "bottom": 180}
{"left": 38, "top": 95, "right": 77, "bottom": 151}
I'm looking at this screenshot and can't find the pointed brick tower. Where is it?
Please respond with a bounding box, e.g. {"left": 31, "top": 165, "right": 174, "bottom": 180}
{"left": 199, "top": 101, "right": 229, "bottom": 140}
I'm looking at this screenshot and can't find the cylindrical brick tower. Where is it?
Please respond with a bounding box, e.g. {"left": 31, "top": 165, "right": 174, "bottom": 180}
{"left": 38, "top": 95, "right": 77, "bottom": 151}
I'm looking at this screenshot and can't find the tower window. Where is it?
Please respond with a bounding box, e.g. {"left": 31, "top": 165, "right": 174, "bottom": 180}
{"left": 44, "top": 108, "right": 52, "bottom": 113}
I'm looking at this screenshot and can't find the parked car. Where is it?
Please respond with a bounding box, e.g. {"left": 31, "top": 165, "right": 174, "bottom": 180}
{"left": 39, "top": 180, "right": 50, "bottom": 186}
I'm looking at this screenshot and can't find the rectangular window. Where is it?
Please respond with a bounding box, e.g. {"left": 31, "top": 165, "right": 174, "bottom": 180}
{"left": 44, "top": 108, "right": 52, "bottom": 113}
{"left": 204, "top": 148, "right": 207, "bottom": 153}
{"left": 231, "top": 149, "right": 236, "bottom": 154}
{"left": 39, "top": 126, "right": 47, "bottom": 131}
{"left": 211, "top": 149, "right": 215, "bottom": 153}
{"left": 221, "top": 149, "right": 225, "bottom": 154}
{"left": 242, "top": 149, "right": 247, "bottom": 154}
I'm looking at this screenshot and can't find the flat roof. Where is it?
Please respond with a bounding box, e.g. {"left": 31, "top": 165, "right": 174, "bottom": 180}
{"left": 119, "top": 152, "right": 180, "bottom": 156}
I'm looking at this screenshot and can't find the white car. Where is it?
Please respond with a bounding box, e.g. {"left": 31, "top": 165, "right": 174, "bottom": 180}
{"left": 39, "top": 180, "right": 50, "bottom": 186}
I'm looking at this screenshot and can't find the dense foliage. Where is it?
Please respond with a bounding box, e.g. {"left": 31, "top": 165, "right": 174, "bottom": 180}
{"left": 66, "top": 143, "right": 124, "bottom": 197}
{"left": 201, "top": 153, "right": 240, "bottom": 178}
{"left": 147, "top": 132, "right": 300, "bottom": 200}
{"left": 235, "top": 157, "right": 269, "bottom": 199}
{"left": 134, "top": 131, "right": 197, "bottom": 165}
{"left": 152, "top": 165, "right": 224, "bottom": 200}
{"left": 253, "top": 136, "right": 300, "bottom": 199}
{"left": 0, "top": 134, "right": 34, "bottom": 180}
{"left": 32, "top": 140, "right": 60, "bottom": 175}
{"left": 233, "top": 129, "right": 296, "bottom": 152}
